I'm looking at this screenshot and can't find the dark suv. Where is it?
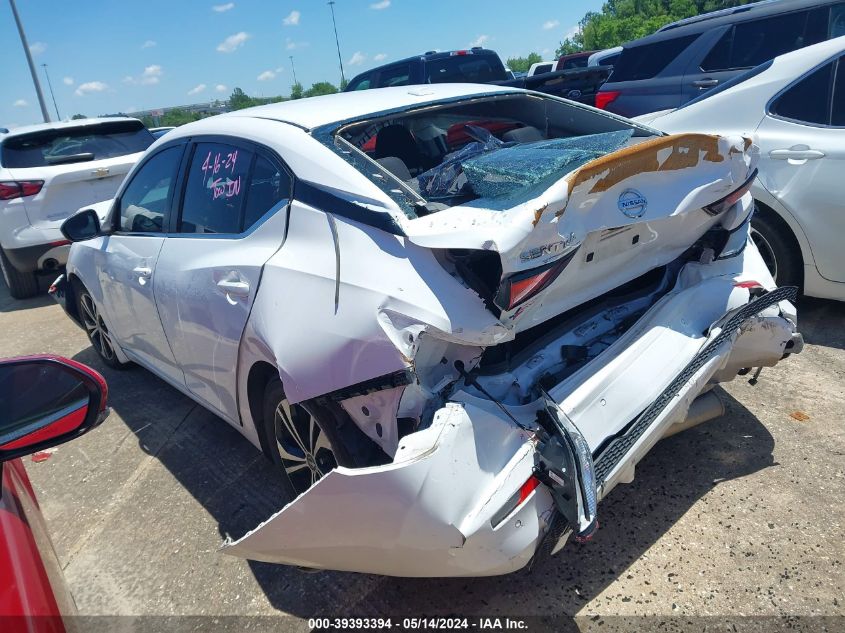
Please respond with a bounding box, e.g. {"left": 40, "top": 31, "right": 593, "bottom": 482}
{"left": 345, "top": 48, "right": 509, "bottom": 91}
{"left": 597, "top": 0, "right": 845, "bottom": 117}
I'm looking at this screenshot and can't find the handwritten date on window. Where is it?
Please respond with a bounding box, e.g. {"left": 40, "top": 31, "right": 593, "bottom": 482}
{"left": 202, "top": 150, "right": 242, "bottom": 200}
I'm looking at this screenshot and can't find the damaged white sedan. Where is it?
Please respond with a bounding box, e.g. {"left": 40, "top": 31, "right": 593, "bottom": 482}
{"left": 53, "top": 84, "right": 803, "bottom": 577}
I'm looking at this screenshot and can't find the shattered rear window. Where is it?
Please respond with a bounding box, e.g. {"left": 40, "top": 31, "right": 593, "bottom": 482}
{"left": 324, "top": 92, "right": 652, "bottom": 217}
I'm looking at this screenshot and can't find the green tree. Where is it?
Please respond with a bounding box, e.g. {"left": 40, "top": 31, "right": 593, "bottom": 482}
{"left": 505, "top": 52, "right": 544, "bottom": 73}
{"left": 303, "top": 81, "right": 339, "bottom": 98}
{"left": 228, "top": 87, "right": 255, "bottom": 110}
{"left": 290, "top": 82, "right": 304, "bottom": 100}
{"left": 71, "top": 113, "right": 87, "bottom": 120}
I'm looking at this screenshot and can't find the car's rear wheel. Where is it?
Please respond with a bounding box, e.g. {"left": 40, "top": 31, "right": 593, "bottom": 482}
{"left": 75, "top": 285, "right": 129, "bottom": 369}
{"left": 0, "top": 247, "right": 39, "bottom": 299}
{"left": 262, "top": 378, "right": 337, "bottom": 500}
{"left": 750, "top": 212, "right": 801, "bottom": 290}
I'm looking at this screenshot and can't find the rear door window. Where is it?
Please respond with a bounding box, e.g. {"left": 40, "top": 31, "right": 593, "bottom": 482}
{"left": 1, "top": 120, "right": 154, "bottom": 168}
{"left": 425, "top": 54, "right": 508, "bottom": 83}
{"left": 702, "top": 8, "right": 828, "bottom": 72}
{"left": 770, "top": 59, "right": 836, "bottom": 126}
{"left": 347, "top": 73, "right": 373, "bottom": 91}
{"left": 241, "top": 155, "right": 292, "bottom": 230}
{"left": 179, "top": 142, "right": 253, "bottom": 234}
{"left": 611, "top": 35, "right": 698, "bottom": 81}
{"left": 377, "top": 64, "right": 412, "bottom": 88}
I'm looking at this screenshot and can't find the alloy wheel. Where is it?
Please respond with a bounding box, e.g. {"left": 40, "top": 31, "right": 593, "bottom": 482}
{"left": 274, "top": 399, "right": 336, "bottom": 494}
{"left": 750, "top": 227, "right": 778, "bottom": 282}
{"left": 80, "top": 293, "right": 117, "bottom": 362}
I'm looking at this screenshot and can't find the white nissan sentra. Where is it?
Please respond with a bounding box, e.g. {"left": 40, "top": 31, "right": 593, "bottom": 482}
{"left": 52, "top": 84, "right": 803, "bottom": 577}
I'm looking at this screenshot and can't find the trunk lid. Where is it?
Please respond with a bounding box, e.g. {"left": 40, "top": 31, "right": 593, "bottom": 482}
{"left": 405, "top": 133, "right": 756, "bottom": 333}
{"left": 8, "top": 155, "right": 141, "bottom": 228}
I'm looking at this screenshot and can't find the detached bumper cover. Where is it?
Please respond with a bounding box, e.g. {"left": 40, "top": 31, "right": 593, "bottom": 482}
{"left": 223, "top": 288, "right": 799, "bottom": 577}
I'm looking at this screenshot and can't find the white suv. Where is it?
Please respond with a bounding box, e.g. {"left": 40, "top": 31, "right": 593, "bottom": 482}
{"left": 0, "top": 118, "right": 153, "bottom": 298}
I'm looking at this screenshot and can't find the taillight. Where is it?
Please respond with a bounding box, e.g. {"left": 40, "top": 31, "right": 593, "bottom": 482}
{"left": 595, "top": 90, "right": 621, "bottom": 110}
{"left": 0, "top": 180, "right": 44, "bottom": 200}
{"left": 495, "top": 250, "right": 578, "bottom": 311}
{"left": 490, "top": 475, "right": 541, "bottom": 527}
{"left": 704, "top": 169, "right": 757, "bottom": 216}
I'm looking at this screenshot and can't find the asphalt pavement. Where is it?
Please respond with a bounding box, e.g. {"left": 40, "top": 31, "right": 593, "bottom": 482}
{"left": 1, "top": 277, "right": 842, "bottom": 632}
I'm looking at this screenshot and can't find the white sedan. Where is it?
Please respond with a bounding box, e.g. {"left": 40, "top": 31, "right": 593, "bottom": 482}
{"left": 53, "top": 84, "right": 801, "bottom": 576}
{"left": 640, "top": 36, "right": 845, "bottom": 301}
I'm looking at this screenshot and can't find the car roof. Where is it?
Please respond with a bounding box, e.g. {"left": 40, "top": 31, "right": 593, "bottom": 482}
{"left": 625, "top": 0, "right": 838, "bottom": 48}
{"left": 1, "top": 117, "right": 142, "bottom": 139}
{"left": 222, "top": 83, "right": 521, "bottom": 130}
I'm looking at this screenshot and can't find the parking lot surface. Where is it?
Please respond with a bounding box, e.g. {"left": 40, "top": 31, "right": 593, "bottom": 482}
{"left": 1, "top": 279, "right": 843, "bottom": 629}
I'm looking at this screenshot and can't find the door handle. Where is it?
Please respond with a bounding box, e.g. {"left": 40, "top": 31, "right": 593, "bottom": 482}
{"left": 132, "top": 266, "right": 152, "bottom": 284}
{"left": 769, "top": 148, "right": 825, "bottom": 160}
{"left": 216, "top": 278, "right": 250, "bottom": 298}
{"left": 692, "top": 78, "right": 719, "bottom": 88}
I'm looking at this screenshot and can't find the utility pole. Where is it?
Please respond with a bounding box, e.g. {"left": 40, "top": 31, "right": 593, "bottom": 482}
{"left": 41, "top": 64, "right": 61, "bottom": 120}
{"left": 9, "top": 0, "right": 50, "bottom": 122}
{"left": 327, "top": 1, "right": 345, "bottom": 87}
{"left": 289, "top": 55, "right": 298, "bottom": 86}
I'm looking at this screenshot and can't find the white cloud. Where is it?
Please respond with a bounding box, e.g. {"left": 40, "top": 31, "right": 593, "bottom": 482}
{"left": 75, "top": 81, "right": 108, "bottom": 96}
{"left": 13, "top": 99, "right": 28, "bottom": 107}
{"left": 370, "top": 0, "right": 390, "bottom": 8}
{"left": 188, "top": 83, "right": 207, "bottom": 96}
{"left": 215, "top": 84, "right": 228, "bottom": 92}
{"left": 63, "top": 76, "right": 74, "bottom": 86}
{"left": 123, "top": 65, "right": 163, "bottom": 86}
{"left": 216, "top": 31, "right": 250, "bottom": 53}
{"left": 542, "top": 19, "right": 560, "bottom": 30}
{"left": 373, "top": 53, "right": 387, "bottom": 61}
{"left": 348, "top": 51, "right": 366, "bottom": 66}
{"left": 212, "top": 2, "right": 234, "bottom": 12}
{"left": 29, "top": 41, "right": 46, "bottom": 55}
{"left": 283, "top": 10, "right": 300, "bottom": 25}
{"left": 565, "top": 24, "right": 579, "bottom": 38}
{"left": 257, "top": 70, "right": 276, "bottom": 81}
{"left": 141, "top": 40, "right": 157, "bottom": 49}
{"left": 470, "top": 34, "right": 489, "bottom": 47}
{"left": 285, "top": 38, "right": 308, "bottom": 50}
{"left": 141, "top": 65, "right": 162, "bottom": 85}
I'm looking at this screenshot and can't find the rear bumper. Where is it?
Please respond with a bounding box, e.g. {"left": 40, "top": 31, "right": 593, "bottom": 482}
{"left": 3, "top": 241, "right": 69, "bottom": 273}
{"left": 223, "top": 280, "right": 800, "bottom": 576}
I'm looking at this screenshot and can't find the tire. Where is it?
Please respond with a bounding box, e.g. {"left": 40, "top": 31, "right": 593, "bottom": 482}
{"left": 75, "top": 283, "right": 129, "bottom": 369}
{"left": 0, "top": 247, "right": 39, "bottom": 299}
{"left": 750, "top": 212, "right": 802, "bottom": 290}
{"left": 262, "top": 377, "right": 338, "bottom": 501}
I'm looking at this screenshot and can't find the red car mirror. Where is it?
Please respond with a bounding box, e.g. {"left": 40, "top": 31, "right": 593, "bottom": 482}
{"left": 0, "top": 355, "right": 109, "bottom": 462}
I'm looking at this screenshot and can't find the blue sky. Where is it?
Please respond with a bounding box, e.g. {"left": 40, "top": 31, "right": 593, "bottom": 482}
{"left": 2, "top": 0, "right": 602, "bottom": 128}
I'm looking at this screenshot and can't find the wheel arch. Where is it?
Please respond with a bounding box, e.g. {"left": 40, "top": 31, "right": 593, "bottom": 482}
{"left": 752, "top": 198, "right": 805, "bottom": 287}
{"left": 245, "top": 360, "right": 280, "bottom": 459}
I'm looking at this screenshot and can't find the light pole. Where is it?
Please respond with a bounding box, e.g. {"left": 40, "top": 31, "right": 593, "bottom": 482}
{"left": 9, "top": 0, "right": 50, "bottom": 122}
{"left": 289, "top": 55, "right": 298, "bottom": 86}
{"left": 41, "top": 64, "right": 61, "bottom": 120}
{"left": 327, "top": 1, "right": 345, "bottom": 88}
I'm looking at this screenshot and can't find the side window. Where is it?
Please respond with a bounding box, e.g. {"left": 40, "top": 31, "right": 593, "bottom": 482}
{"left": 832, "top": 3, "right": 845, "bottom": 38}
{"left": 348, "top": 74, "right": 372, "bottom": 91}
{"left": 242, "top": 155, "right": 291, "bottom": 230}
{"left": 610, "top": 35, "right": 699, "bottom": 81}
{"left": 117, "top": 145, "right": 182, "bottom": 233}
{"left": 770, "top": 60, "right": 835, "bottom": 126}
{"left": 377, "top": 65, "right": 411, "bottom": 88}
{"left": 180, "top": 142, "right": 253, "bottom": 234}
{"left": 704, "top": 9, "right": 828, "bottom": 72}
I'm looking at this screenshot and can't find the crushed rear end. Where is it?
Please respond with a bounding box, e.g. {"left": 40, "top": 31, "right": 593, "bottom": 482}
{"left": 224, "top": 95, "right": 802, "bottom": 576}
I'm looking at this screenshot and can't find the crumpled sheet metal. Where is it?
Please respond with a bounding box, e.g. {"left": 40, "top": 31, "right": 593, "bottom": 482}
{"left": 461, "top": 129, "right": 634, "bottom": 200}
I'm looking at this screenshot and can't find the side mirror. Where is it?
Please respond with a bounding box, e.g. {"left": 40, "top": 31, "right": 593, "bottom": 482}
{"left": 60, "top": 209, "right": 101, "bottom": 242}
{"left": 0, "top": 355, "right": 109, "bottom": 462}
